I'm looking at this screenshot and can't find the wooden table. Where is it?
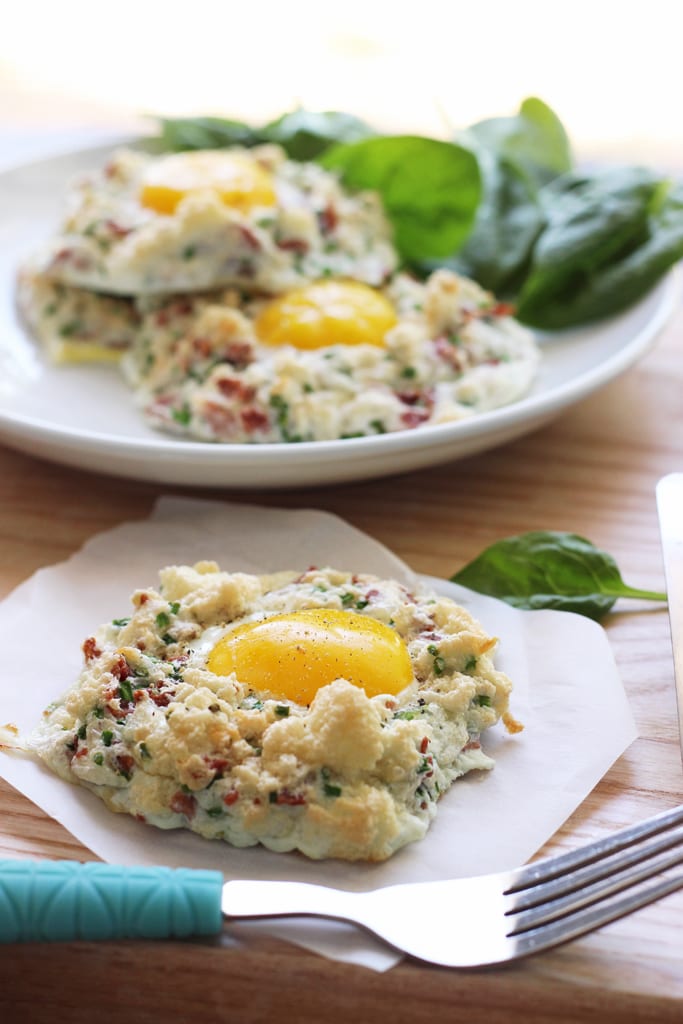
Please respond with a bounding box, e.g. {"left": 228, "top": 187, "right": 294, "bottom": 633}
{"left": 0, "top": 300, "right": 682, "bottom": 1023}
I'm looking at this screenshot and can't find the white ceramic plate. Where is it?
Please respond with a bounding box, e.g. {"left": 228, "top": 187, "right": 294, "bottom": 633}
{"left": 0, "top": 143, "right": 679, "bottom": 489}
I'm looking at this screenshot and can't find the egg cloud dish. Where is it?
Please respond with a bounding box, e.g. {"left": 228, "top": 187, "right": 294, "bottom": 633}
{"left": 123, "top": 269, "right": 538, "bottom": 442}
{"left": 32, "top": 564, "right": 519, "bottom": 862}
{"left": 27, "top": 145, "right": 397, "bottom": 297}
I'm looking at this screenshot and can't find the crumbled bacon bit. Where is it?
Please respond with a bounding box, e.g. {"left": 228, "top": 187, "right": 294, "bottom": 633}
{"left": 400, "top": 408, "right": 430, "bottom": 429}
{"left": 491, "top": 301, "right": 516, "bottom": 318}
{"left": 223, "top": 341, "right": 254, "bottom": 369}
{"left": 241, "top": 407, "right": 269, "bottom": 432}
{"left": 74, "top": 746, "right": 89, "bottom": 759}
{"left": 223, "top": 791, "right": 239, "bottom": 806}
{"left": 82, "top": 637, "right": 101, "bottom": 662}
{"left": 110, "top": 655, "right": 130, "bottom": 681}
{"left": 150, "top": 691, "right": 172, "bottom": 708}
{"left": 104, "top": 219, "right": 133, "bottom": 239}
{"left": 239, "top": 226, "right": 262, "bottom": 250}
{"left": 216, "top": 377, "right": 256, "bottom": 402}
{"left": 207, "top": 757, "right": 230, "bottom": 774}
{"left": 135, "top": 813, "right": 147, "bottom": 823}
{"left": 397, "top": 389, "right": 423, "bottom": 406}
{"left": 463, "top": 739, "right": 481, "bottom": 751}
{"left": 170, "top": 791, "right": 197, "bottom": 819}
{"left": 203, "top": 401, "right": 237, "bottom": 435}
{"left": 433, "top": 336, "right": 466, "bottom": 371}
{"left": 273, "top": 792, "right": 306, "bottom": 806}
{"left": 318, "top": 203, "right": 338, "bottom": 234}
{"left": 115, "top": 753, "right": 135, "bottom": 776}
{"left": 192, "top": 336, "right": 213, "bottom": 358}
{"left": 420, "top": 736, "right": 429, "bottom": 754}
{"left": 276, "top": 238, "right": 309, "bottom": 253}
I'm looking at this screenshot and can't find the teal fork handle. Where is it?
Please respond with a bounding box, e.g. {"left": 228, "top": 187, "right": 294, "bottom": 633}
{"left": 0, "top": 859, "right": 223, "bottom": 943}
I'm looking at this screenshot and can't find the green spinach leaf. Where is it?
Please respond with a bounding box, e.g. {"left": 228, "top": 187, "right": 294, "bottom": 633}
{"left": 449, "top": 150, "right": 544, "bottom": 293}
{"left": 261, "top": 109, "right": 376, "bottom": 160}
{"left": 466, "top": 96, "right": 572, "bottom": 188}
{"left": 321, "top": 135, "right": 481, "bottom": 263}
{"left": 451, "top": 531, "right": 666, "bottom": 620}
{"left": 519, "top": 179, "right": 683, "bottom": 328}
{"left": 515, "top": 166, "right": 664, "bottom": 327}
{"left": 157, "top": 116, "right": 263, "bottom": 152}
{"left": 157, "top": 109, "right": 375, "bottom": 159}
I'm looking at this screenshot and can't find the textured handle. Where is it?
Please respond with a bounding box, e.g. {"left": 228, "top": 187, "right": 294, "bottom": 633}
{"left": 0, "top": 859, "right": 223, "bottom": 943}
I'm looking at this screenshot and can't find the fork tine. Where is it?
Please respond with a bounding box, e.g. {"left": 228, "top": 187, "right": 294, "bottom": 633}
{"left": 507, "top": 803, "right": 683, "bottom": 893}
{"left": 511, "top": 873, "right": 683, "bottom": 959}
{"left": 508, "top": 844, "right": 683, "bottom": 933}
{"left": 508, "top": 824, "right": 683, "bottom": 911}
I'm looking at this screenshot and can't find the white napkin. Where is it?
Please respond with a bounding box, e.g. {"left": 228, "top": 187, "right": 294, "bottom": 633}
{"left": 0, "top": 497, "right": 637, "bottom": 970}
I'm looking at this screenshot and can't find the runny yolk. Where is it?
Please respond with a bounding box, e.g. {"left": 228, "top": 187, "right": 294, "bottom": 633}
{"left": 253, "top": 280, "right": 398, "bottom": 350}
{"left": 140, "top": 150, "right": 277, "bottom": 215}
{"left": 206, "top": 608, "right": 413, "bottom": 705}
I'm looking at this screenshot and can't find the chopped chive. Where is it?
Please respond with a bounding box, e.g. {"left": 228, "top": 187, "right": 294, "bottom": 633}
{"left": 102, "top": 730, "right": 113, "bottom": 747}
{"left": 401, "top": 366, "right": 417, "bottom": 379}
{"left": 181, "top": 244, "right": 197, "bottom": 260}
{"left": 172, "top": 404, "right": 192, "bottom": 426}
{"left": 156, "top": 611, "right": 171, "bottom": 629}
{"left": 427, "top": 644, "right": 446, "bottom": 676}
{"left": 112, "top": 617, "right": 131, "bottom": 627}
{"left": 118, "top": 679, "right": 134, "bottom": 703}
{"left": 206, "top": 806, "right": 223, "bottom": 817}
{"left": 58, "top": 320, "right": 83, "bottom": 338}
{"left": 464, "top": 655, "right": 478, "bottom": 672}
{"left": 474, "top": 694, "right": 492, "bottom": 707}
{"left": 93, "top": 706, "right": 104, "bottom": 719}
{"left": 169, "top": 602, "right": 180, "bottom": 615}
{"left": 139, "top": 742, "right": 151, "bottom": 758}
{"left": 77, "top": 723, "right": 87, "bottom": 740}
{"left": 274, "top": 705, "right": 290, "bottom": 718}
{"left": 323, "top": 783, "right": 342, "bottom": 798}
{"left": 161, "top": 633, "right": 176, "bottom": 645}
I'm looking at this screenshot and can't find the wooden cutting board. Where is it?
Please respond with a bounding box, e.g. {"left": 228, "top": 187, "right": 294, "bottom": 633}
{"left": 0, "top": 305, "right": 682, "bottom": 1023}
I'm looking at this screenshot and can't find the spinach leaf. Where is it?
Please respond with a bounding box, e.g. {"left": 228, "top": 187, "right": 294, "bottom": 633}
{"left": 321, "top": 135, "right": 481, "bottom": 263}
{"left": 466, "top": 96, "right": 572, "bottom": 188}
{"left": 451, "top": 531, "right": 666, "bottom": 620}
{"left": 157, "top": 109, "right": 375, "bottom": 160}
{"left": 157, "top": 116, "right": 263, "bottom": 152}
{"left": 449, "top": 150, "right": 544, "bottom": 293}
{"left": 260, "top": 109, "right": 375, "bottom": 160}
{"left": 518, "top": 179, "right": 683, "bottom": 328}
{"left": 515, "top": 166, "right": 664, "bottom": 327}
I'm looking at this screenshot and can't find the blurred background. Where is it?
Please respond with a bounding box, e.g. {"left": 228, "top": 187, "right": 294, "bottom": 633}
{"left": 2, "top": 0, "right": 681, "bottom": 168}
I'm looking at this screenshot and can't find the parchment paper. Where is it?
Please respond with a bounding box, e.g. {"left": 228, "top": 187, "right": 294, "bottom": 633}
{"left": 0, "top": 497, "right": 637, "bottom": 969}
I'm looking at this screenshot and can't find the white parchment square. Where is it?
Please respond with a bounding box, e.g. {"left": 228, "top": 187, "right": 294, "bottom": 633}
{"left": 0, "top": 497, "right": 637, "bottom": 969}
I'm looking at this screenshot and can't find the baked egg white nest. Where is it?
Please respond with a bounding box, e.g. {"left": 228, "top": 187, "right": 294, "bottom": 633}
{"left": 23, "top": 145, "right": 397, "bottom": 296}
{"left": 32, "top": 564, "right": 520, "bottom": 862}
{"left": 16, "top": 142, "right": 540, "bottom": 444}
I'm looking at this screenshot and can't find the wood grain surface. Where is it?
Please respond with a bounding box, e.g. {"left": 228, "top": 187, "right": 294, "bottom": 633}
{"left": 0, "top": 300, "right": 682, "bottom": 1023}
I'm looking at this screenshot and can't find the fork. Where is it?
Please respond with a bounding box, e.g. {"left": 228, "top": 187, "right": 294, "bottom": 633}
{"left": 2, "top": 803, "right": 682, "bottom": 966}
{"left": 223, "top": 802, "right": 683, "bottom": 966}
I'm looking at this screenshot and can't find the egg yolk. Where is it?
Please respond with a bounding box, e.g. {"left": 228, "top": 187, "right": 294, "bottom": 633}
{"left": 140, "top": 151, "right": 277, "bottom": 215}
{"left": 253, "top": 281, "right": 398, "bottom": 350}
{"left": 207, "top": 608, "right": 413, "bottom": 705}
